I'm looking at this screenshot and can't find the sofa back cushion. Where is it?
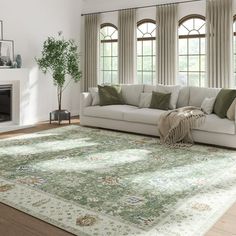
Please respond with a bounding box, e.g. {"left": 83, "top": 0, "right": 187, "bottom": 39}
{"left": 177, "top": 86, "right": 190, "bottom": 108}
{"left": 189, "top": 87, "right": 220, "bottom": 107}
{"left": 143, "top": 85, "right": 155, "bottom": 93}
{"left": 121, "top": 84, "right": 144, "bottom": 106}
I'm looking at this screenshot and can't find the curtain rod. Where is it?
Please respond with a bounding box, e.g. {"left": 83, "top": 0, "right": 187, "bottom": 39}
{"left": 81, "top": 0, "right": 204, "bottom": 16}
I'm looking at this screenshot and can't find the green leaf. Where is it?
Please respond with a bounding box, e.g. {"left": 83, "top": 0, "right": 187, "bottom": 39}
{"left": 36, "top": 36, "right": 82, "bottom": 89}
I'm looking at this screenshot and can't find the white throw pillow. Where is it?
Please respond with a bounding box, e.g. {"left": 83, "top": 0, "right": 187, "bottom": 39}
{"left": 227, "top": 97, "right": 236, "bottom": 120}
{"left": 201, "top": 97, "right": 216, "bottom": 115}
{"left": 88, "top": 87, "right": 100, "bottom": 106}
{"left": 156, "top": 84, "right": 181, "bottom": 109}
{"left": 139, "top": 93, "right": 152, "bottom": 108}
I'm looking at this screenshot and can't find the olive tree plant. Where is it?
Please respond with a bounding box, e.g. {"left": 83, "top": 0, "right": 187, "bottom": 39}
{"left": 36, "top": 33, "right": 82, "bottom": 111}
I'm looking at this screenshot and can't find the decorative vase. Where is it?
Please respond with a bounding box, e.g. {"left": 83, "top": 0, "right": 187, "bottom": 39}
{"left": 12, "top": 61, "right": 17, "bottom": 68}
{"left": 15, "top": 54, "right": 22, "bottom": 68}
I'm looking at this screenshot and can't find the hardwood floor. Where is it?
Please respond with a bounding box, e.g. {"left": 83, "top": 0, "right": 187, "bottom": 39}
{"left": 0, "top": 119, "right": 79, "bottom": 236}
{"left": 0, "top": 118, "right": 80, "bottom": 140}
{"left": 0, "top": 203, "right": 74, "bottom": 236}
{"left": 0, "top": 118, "right": 235, "bottom": 236}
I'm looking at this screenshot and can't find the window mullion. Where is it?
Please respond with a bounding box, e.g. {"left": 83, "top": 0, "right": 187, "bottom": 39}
{"left": 178, "top": 16, "right": 206, "bottom": 87}
{"left": 137, "top": 20, "right": 156, "bottom": 85}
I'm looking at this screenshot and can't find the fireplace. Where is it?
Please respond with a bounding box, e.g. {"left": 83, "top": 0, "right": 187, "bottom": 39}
{"left": 0, "top": 85, "right": 12, "bottom": 123}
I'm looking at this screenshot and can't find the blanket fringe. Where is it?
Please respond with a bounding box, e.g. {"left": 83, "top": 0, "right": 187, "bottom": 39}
{"left": 158, "top": 106, "right": 206, "bottom": 147}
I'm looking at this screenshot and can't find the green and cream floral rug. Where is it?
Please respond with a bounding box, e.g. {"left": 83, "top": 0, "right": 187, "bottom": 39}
{"left": 0, "top": 125, "right": 236, "bottom": 235}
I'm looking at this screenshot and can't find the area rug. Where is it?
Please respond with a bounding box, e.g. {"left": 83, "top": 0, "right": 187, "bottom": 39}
{"left": 0, "top": 126, "right": 236, "bottom": 236}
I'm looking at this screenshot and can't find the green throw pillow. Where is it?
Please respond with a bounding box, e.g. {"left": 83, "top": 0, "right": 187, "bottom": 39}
{"left": 149, "top": 91, "right": 171, "bottom": 110}
{"left": 98, "top": 85, "right": 124, "bottom": 106}
{"left": 213, "top": 89, "right": 236, "bottom": 118}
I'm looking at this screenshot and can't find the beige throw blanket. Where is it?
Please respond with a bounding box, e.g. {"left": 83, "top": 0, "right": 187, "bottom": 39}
{"left": 158, "top": 106, "right": 206, "bottom": 146}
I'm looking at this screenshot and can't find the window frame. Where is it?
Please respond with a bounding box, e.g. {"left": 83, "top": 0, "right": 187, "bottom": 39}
{"left": 137, "top": 19, "right": 156, "bottom": 85}
{"left": 100, "top": 23, "right": 118, "bottom": 84}
{"left": 178, "top": 14, "right": 206, "bottom": 87}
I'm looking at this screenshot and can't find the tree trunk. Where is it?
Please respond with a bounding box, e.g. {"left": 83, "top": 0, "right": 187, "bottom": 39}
{"left": 58, "top": 86, "right": 62, "bottom": 111}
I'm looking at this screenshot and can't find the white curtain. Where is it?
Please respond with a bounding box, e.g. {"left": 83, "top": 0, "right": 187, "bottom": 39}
{"left": 118, "top": 9, "right": 137, "bottom": 84}
{"left": 156, "top": 4, "right": 178, "bottom": 85}
{"left": 83, "top": 14, "right": 100, "bottom": 91}
{"left": 206, "top": 0, "right": 233, "bottom": 88}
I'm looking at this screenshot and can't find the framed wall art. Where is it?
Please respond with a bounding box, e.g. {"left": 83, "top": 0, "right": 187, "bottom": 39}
{"left": 0, "top": 40, "right": 14, "bottom": 68}
{"left": 0, "top": 21, "right": 3, "bottom": 40}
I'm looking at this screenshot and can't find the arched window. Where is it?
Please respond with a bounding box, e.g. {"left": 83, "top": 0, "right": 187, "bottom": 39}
{"left": 178, "top": 15, "right": 206, "bottom": 87}
{"left": 137, "top": 19, "right": 156, "bottom": 85}
{"left": 100, "top": 24, "right": 118, "bottom": 84}
{"left": 234, "top": 16, "right": 236, "bottom": 86}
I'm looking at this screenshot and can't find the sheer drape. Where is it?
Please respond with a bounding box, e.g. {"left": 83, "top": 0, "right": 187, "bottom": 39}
{"left": 156, "top": 4, "right": 178, "bottom": 85}
{"left": 83, "top": 14, "right": 100, "bottom": 91}
{"left": 206, "top": 0, "right": 233, "bottom": 88}
{"left": 118, "top": 9, "right": 137, "bottom": 84}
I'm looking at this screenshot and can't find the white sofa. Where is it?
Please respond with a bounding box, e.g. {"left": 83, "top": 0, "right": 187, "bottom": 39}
{"left": 80, "top": 85, "right": 236, "bottom": 148}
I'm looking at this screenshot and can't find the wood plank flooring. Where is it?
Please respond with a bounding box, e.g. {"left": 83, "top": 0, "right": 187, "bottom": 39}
{"left": 0, "top": 118, "right": 235, "bottom": 236}
{"left": 0, "top": 203, "right": 74, "bottom": 236}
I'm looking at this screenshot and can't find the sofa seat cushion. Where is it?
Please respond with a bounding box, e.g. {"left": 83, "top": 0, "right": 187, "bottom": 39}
{"left": 194, "top": 114, "right": 235, "bottom": 135}
{"left": 123, "top": 108, "right": 167, "bottom": 125}
{"left": 84, "top": 105, "right": 138, "bottom": 120}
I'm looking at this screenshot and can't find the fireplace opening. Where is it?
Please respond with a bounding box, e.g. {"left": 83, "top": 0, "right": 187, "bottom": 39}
{"left": 0, "top": 85, "right": 12, "bottom": 123}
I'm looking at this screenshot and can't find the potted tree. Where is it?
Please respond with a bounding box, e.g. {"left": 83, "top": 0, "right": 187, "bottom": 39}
{"left": 36, "top": 32, "right": 82, "bottom": 124}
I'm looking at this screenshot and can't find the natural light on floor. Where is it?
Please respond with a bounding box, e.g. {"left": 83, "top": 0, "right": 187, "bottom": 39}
{"left": 129, "top": 157, "right": 234, "bottom": 194}
{"left": 6, "top": 132, "right": 60, "bottom": 140}
{"left": 31, "top": 149, "right": 151, "bottom": 171}
{"left": 0, "top": 138, "right": 98, "bottom": 156}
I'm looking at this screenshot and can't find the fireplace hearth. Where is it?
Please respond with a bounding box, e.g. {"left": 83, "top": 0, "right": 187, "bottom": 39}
{"left": 0, "top": 85, "right": 12, "bottom": 123}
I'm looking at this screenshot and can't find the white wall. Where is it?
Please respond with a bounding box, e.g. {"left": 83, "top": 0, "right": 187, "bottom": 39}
{"left": 82, "top": 0, "right": 204, "bottom": 14}
{"left": 84, "top": 0, "right": 208, "bottom": 26}
{"left": 83, "top": 0, "right": 236, "bottom": 16}
{"left": 83, "top": 0, "right": 236, "bottom": 30}
{"left": 0, "top": 0, "right": 82, "bottom": 123}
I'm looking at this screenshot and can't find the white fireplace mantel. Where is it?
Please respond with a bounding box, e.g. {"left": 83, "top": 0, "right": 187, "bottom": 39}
{"left": 0, "top": 68, "right": 33, "bottom": 132}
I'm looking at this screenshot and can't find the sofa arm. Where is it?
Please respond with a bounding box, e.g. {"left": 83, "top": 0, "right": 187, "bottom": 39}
{"left": 80, "top": 92, "right": 92, "bottom": 115}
